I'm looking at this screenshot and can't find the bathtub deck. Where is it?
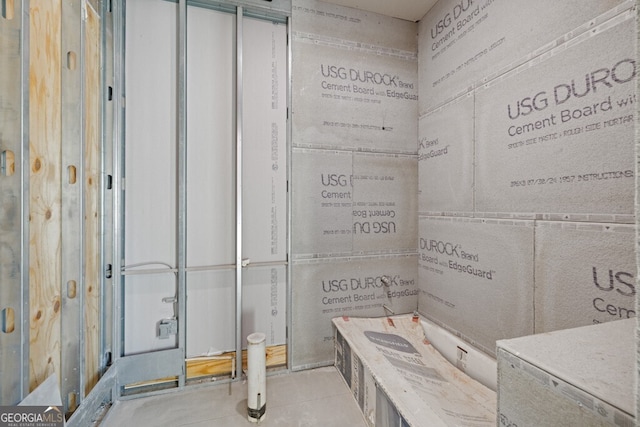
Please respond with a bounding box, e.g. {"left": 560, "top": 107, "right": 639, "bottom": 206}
{"left": 333, "top": 314, "right": 496, "bottom": 427}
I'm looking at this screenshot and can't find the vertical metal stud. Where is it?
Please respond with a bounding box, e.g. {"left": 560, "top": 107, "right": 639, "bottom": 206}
{"left": 285, "top": 15, "right": 292, "bottom": 372}
{"left": 111, "top": 0, "right": 125, "bottom": 395}
{"left": 101, "top": 0, "right": 115, "bottom": 378}
{"left": 235, "top": 5, "right": 244, "bottom": 381}
{"left": 60, "top": 0, "right": 83, "bottom": 412}
{"left": 177, "top": 0, "right": 188, "bottom": 387}
{"left": 20, "top": 0, "right": 30, "bottom": 402}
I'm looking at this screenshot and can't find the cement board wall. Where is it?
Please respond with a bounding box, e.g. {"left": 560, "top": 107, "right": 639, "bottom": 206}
{"left": 418, "top": 216, "right": 535, "bottom": 356}
{"left": 418, "top": 93, "right": 474, "bottom": 214}
{"left": 292, "top": 255, "right": 418, "bottom": 369}
{"left": 534, "top": 222, "right": 635, "bottom": 333}
{"left": 475, "top": 13, "right": 636, "bottom": 217}
{"left": 418, "top": 0, "right": 631, "bottom": 113}
{"left": 292, "top": 0, "right": 418, "bottom": 153}
{"left": 417, "top": 0, "right": 636, "bottom": 358}
{"left": 290, "top": 0, "right": 419, "bottom": 369}
{"left": 292, "top": 149, "right": 417, "bottom": 257}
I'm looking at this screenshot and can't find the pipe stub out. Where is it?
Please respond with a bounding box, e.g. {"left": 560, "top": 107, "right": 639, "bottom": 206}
{"left": 247, "top": 332, "right": 266, "bottom": 345}
{"left": 247, "top": 332, "right": 267, "bottom": 423}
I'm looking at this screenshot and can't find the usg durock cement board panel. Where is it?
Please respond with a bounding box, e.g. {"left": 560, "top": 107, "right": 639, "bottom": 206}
{"left": 418, "top": 93, "right": 474, "bottom": 214}
{"left": 497, "top": 319, "right": 635, "bottom": 427}
{"left": 534, "top": 222, "right": 635, "bottom": 333}
{"left": 418, "top": 217, "right": 534, "bottom": 355}
{"left": 292, "top": 0, "right": 418, "bottom": 153}
{"left": 475, "top": 13, "right": 636, "bottom": 216}
{"left": 291, "top": 255, "right": 417, "bottom": 369}
{"left": 418, "top": 0, "right": 630, "bottom": 113}
{"left": 292, "top": 149, "right": 417, "bottom": 257}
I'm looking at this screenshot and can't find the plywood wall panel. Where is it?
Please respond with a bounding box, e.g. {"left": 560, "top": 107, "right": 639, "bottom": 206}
{"left": 29, "top": 0, "right": 62, "bottom": 391}
{"left": 475, "top": 14, "right": 636, "bottom": 217}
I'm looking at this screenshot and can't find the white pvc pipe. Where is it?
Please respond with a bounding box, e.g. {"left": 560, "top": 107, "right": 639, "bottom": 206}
{"left": 247, "top": 332, "right": 266, "bottom": 422}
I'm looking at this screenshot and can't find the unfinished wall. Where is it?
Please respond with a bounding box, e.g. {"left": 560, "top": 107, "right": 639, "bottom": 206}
{"left": 418, "top": 0, "right": 637, "bottom": 353}
{"left": 123, "top": 1, "right": 288, "bottom": 357}
{"left": 291, "top": 0, "right": 419, "bottom": 369}
{"left": 0, "top": 0, "right": 107, "bottom": 412}
{"left": 0, "top": 0, "right": 26, "bottom": 406}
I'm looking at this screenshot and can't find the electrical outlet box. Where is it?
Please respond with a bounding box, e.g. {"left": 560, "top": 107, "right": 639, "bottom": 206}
{"left": 157, "top": 318, "right": 178, "bottom": 339}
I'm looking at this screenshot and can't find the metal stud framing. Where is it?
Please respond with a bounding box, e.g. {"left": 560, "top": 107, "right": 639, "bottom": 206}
{"left": 0, "top": 0, "right": 30, "bottom": 407}
{"left": 235, "top": 4, "right": 244, "bottom": 382}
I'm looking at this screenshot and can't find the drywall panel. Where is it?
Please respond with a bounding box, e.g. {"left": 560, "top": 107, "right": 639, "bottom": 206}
{"left": 243, "top": 18, "right": 288, "bottom": 263}
{"left": 534, "top": 222, "right": 635, "bottom": 333}
{"left": 124, "top": 273, "right": 177, "bottom": 356}
{"left": 186, "top": 266, "right": 286, "bottom": 357}
{"left": 292, "top": 149, "right": 417, "bottom": 256}
{"left": 185, "top": 270, "right": 235, "bottom": 357}
{"left": 242, "top": 266, "right": 287, "bottom": 347}
{"left": 186, "top": 7, "right": 235, "bottom": 267}
{"left": 418, "top": 93, "right": 474, "bottom": 213}
{"left": 418, "top": 0, "right": 631, "bottom": 113}
{"left": 418, "top": 217, "right": 534, "bottom": 355}
{"left": 475, "top": 14, "right": 636, "bottom": 218}
{"left": 291, "top": 254, "right": 418, "bottom": 369}
{"left": 125, "top": 0, "right": 176, "bottom": 265}
{"left": 292, "top": 0, "right": 417, "bottom": 154}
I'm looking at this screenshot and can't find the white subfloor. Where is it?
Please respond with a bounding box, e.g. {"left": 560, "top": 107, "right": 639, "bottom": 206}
{"left": 99, "top": 366, "right": 368, "bottom": 427}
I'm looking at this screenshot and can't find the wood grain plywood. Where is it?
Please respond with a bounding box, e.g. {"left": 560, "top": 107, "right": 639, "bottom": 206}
{"left": 84, "top": 2, "right": 100, "bottom": 396}
{"left": 29, "top": 0, "right": 62, "bottom": 391}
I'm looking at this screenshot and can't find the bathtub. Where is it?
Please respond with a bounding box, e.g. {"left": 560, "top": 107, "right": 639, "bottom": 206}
{"left": 333, "top": 314, "right": 496, "bottom": 427}
{"left": 419, "top": 316, "right": 497, "bottom": 391}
